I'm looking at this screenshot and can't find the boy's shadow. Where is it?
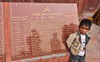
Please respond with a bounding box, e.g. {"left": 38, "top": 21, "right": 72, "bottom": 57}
{"left": 62, "top": 23, "right": 78, "bottom": 52}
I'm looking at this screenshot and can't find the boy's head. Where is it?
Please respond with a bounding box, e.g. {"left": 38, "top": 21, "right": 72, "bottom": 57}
{"left": 79, "top": 19, "right": 92, "bottom": 35}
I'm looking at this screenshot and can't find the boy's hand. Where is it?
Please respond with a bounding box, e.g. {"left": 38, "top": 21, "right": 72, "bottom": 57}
{"left": 73, "top": 37, "right": 79, "bottom": 47}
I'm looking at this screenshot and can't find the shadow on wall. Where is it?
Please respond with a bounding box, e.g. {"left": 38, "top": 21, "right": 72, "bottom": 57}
{"left": 62, "top": 23, "right": 78, "bottom": 52}
{"left": 26, "top": 29, "right": 65, "bottom": 58}
{"left": 50, "top": 32, "right": 62, "bottom": 53}
{"left": 26, "top": 29, "right": 44, "bottom": 57}
{"left": 11, "top": 23, "right": 78, "bottom": 60}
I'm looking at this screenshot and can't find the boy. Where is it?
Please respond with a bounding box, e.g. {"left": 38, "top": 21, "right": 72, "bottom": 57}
{"left": 66, "top": 19, "right": 92, "bottom": 62}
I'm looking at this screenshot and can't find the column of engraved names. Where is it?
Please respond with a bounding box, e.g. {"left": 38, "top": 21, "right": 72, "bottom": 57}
{"left": 0, "top": 16, "right": 5, "bottom": 62}
{"left": 11, "top": 16, "right": 30, "bottom": 60}
{"left": 21, "top": 17, "right": 31, "bottom": 57}
{"left": 11, "top": 17, "right": 22, "bottom": 59}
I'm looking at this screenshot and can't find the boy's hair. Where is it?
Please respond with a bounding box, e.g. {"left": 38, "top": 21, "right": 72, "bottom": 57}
{"left": 79, "top": 19, "right": 92, "bottom": 29}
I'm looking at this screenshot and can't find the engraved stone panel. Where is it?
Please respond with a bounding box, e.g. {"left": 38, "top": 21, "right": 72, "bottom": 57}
{"left": 9, "top": 3, "right": 78, "bottom": 60}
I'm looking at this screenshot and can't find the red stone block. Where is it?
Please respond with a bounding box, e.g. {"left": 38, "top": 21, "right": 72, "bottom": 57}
{"left": 33, "top": 60, "right": 40, "bottom": 62}
{"left": 0, "top": 2, "right": 79, "bottom": 62}
{"left": 59, "top": 57, "right": 66, "bottom": 62}
{"left": 47, "top": 59, "right": 54, "bottom": 62}
{"left": 9, "top": 3, "right": 78, "bottom": 60}
{"left": 53, "top": 58, "right": 60, "bottom": 62}
{"left": 66, "top": 53, "right": 70, "bottom": 62}
{"left": 40, "top": 60, "right": 46, "bottom": 62}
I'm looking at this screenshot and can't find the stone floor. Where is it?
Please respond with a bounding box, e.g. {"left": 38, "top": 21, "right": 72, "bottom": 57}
{"left": 86, "top": 24, "right": 100, "bottom": 62}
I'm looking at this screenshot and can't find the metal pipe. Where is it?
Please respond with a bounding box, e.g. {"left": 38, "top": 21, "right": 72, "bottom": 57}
{"left": 11, "top": 53, "right": 69, "bottom": 62}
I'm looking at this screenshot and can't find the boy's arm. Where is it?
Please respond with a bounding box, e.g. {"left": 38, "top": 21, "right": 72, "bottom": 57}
{"left": 66, "top": 34, "right": 75, "bottom": 49}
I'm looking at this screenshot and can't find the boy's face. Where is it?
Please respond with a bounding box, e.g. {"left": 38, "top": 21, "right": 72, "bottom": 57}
{"left": 79, "top": 25, "right": 90, "bottom": 35}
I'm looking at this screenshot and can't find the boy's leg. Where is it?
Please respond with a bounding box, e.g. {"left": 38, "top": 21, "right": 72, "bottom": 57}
{"left": 70, "top": 53, "right": 80, "bottom": 62}
{"left": 79, "top": 56, "right": 85, "bottom": 62}
{"left": 69, "top": 57, "right": 79, "bottom": 62}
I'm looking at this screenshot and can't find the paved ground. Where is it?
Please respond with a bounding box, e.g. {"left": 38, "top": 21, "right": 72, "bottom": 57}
{"left": 86, "top": 24, "right": 100, "bottom": 62}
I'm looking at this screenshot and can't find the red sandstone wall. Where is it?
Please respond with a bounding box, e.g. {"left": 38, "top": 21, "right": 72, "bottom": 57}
{"left": 0, "top": 2, "right": 100, "bottom": 62}
{"left": 0, "top": 2, "right": 79, "bottom": 62}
